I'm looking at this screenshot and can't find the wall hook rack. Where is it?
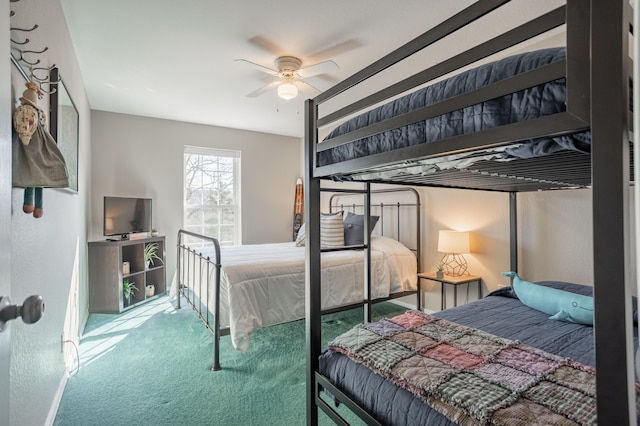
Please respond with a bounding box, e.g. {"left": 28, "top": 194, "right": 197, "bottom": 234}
{"left": 10, "top": 24, "right": 38, "bottom": 32}
{"left": 9, "top": 1, "right": 57, "bottom": 95}
{"left": 13, "top": 47, "right": 49, "bottom": 67}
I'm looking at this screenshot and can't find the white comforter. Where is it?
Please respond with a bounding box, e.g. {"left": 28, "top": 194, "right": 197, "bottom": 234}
{"left": 174, "top": 236, "right": 417, "bottom": 352}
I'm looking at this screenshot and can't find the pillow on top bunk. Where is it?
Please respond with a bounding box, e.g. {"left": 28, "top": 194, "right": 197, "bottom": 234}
{"left": 503, "top": 272, "right": 594, "bottom": 325}
{"left": 295, "top": 212, "right": 345, "bottom": 248}
{"left": 343, "top": 212, "right": 380, "bottom": 246}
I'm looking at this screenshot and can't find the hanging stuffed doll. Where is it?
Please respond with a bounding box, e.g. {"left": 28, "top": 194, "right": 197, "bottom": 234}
{"left": 12, "top": 81, "right": 69, "bottom": 218}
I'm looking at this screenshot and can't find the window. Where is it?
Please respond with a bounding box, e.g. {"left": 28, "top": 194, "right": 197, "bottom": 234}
{"left": 184, "top": 146, "right": 241, "bottom": 246}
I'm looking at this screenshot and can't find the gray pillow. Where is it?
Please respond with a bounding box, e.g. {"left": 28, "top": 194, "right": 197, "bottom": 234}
{"left": 343, "top": 212, "right": 379, "bottom": 246}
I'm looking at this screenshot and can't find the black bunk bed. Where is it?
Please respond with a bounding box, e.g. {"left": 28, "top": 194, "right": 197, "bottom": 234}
{"left": 304, "top": 1, "right": 635, "bottom": 425}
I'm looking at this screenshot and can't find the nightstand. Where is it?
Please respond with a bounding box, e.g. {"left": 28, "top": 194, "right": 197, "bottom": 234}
{"left": 418, "top": 272, "right": 482, "bottom": 310}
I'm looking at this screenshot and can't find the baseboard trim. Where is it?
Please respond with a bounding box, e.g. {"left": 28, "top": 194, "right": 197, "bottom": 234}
{"left": 45, "top": 371, "right": 68, "bottom": 426}
{"left": 47, "top": 308, "right": 88, "bottom": 425}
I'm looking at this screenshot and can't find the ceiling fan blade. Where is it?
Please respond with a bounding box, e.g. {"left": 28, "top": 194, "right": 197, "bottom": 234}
{"left": 297, "top": 60, "right": 339, "bottom": 78}
{"left": 246, "top": 36, "right": 285, "bottom": 57}
{"left": 307, "top": 39, "right": 363, "bottom": 61}
{"left": 246, "top": 80, "right": 281, "bottom": 98}
{"left": 296, "top": 80, "right": 321, "bottom": 98}
{"left": 235, "top": 59, "right": 279, "bottom": 77}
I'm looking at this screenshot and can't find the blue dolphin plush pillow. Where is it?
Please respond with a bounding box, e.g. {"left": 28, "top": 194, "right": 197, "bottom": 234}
{"left": 503, "top": 271, "right": 594, "bottom": 325}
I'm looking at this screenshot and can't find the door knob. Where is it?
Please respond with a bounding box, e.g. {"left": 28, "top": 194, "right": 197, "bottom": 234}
{"left": 0, "top": 295, "right": 44, "bottom": 332}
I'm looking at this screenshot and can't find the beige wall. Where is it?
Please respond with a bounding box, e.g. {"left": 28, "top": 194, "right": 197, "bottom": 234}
{"left": 90, "top": 111, "right": 302, "bottom": 282}
{"left": 417, "top": 186, "right": 511, "bottom": 311}
{"left": 314, "top": 172, "right": 601, "bottom": 313}
{"left": 518, "top": 189, "right": 594, "bottom": 283}
{"left": 8, "top": 1, "right": 91, "bottom": 425}
{"left": 419, "top": 186, "right": 636, "bottom": 310}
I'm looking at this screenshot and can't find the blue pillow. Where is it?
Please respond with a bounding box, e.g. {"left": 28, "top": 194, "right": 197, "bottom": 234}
{"left": 503, "top": 272, "right": 594, "bottom": 325}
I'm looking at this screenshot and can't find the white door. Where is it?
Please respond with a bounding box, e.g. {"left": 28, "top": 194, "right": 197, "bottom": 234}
{"left": 1, "top": 3, "right": 12, "bottom": 424}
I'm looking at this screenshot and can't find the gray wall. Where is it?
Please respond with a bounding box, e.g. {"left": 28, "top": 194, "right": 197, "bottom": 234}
{"left": 90, "top": 111, "right": 302, "bottom": 283}
{"left": 8, "top": 1, "right": 91, "bottom": 425}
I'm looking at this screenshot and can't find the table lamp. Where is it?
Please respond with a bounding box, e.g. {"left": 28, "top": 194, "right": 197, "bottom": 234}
{"left": 437, "top": 230, "right": 470, "bottom": 277}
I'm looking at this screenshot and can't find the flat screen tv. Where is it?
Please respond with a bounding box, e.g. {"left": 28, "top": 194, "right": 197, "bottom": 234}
{"left": 104, "top": 196, "right": 152, "bottom": 238}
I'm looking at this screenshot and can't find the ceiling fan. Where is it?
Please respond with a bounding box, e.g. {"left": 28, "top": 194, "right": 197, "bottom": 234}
{"left": 236, "top": 56, "right": 339, "bottom": 100}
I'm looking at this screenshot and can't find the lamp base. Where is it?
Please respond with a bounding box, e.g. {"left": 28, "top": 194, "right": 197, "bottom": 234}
{"left": 440, "top": 253, "right": 468, "bottom": 277}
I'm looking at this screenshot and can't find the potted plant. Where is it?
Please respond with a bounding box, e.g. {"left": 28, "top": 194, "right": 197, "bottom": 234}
{"left": 150, "top": 228, "right": 158, "bottom": 237}
{"left": 144, "top": 242, "right": 162, "bottom": 269}
{"left": 436, "top": 262, "right": 445, "bottom": 279}
{"left": 123, "top": 280, "right": 137, "bottom": 305}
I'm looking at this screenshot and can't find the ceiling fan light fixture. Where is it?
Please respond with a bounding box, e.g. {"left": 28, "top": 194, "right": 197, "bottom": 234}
{"left": 277, "top": 82, "right": 298, "bottom": 100}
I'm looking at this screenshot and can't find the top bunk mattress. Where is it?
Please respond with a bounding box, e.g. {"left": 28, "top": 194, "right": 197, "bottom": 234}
{"left": 318, "top": 47, "right": 590, "bottom": 168}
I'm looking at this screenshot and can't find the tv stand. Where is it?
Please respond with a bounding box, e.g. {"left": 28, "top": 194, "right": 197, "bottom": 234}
{"left": 88, "top": 236, "right": 166, "bottom": 313}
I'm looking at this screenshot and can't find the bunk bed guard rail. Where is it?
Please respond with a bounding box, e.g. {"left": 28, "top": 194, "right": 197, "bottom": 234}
{"left": 309, "top": 0, "right": 590, "bottom": 186}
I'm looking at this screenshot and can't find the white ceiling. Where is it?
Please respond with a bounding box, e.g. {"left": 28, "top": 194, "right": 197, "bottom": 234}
{"left": 59, "top": 0, "right": 563, "bottom": 138}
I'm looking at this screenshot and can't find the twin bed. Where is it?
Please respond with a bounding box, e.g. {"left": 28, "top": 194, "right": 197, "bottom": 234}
{"left": 174, "top": 187, "right": 420, "bottom": 369}
{"left": 304, "top": 0, "right": 635, "bottom": 425}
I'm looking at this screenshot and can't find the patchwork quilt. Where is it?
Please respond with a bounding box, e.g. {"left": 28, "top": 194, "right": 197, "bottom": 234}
{"left": 328, "top": 310, "right": 637, "bottom": 426}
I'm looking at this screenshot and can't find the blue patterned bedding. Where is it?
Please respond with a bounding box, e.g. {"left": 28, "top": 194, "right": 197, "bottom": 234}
{"left": 318, "top": 48, "right": 591, "bottom": 168}
{"left": 319, "top": 281, "right": 638, "bottom": 425}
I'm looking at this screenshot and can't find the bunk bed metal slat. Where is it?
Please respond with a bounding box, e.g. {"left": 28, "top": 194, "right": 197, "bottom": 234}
{"left": 305, "top": 98, "right": 322, "bottom": 426}
{"left": 319, "top": 60, "right": 568, "bottom": 152}
{"left": 315, "top": 373, "right": 384, "bottom": 426}
{"left": 564, "top": 0, "right": 590, "bottom": 122}
{"left": 590, "top": 0, "right": 636, "bottom": 423}
{"left": 509, "top": 193, "right": 518, "bottom": 274}
{"left": 316, "top": 112, "right": 590, "bottom": 178}
{"left": 319, "top": 6, "right": 566, "bottom": 130}
{"left": 363, "top": 183, "right": 371, "bottom": 323}
{"left": 315, "top": 0, "right": 510, "bottom": 106}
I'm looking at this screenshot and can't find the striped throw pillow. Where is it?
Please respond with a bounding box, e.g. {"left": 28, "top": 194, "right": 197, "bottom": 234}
{"left": 320, "top": 212, "right": 344, "bottom": 248}
{"left": 295, "top": 223, "right": 306, "bottom": 247}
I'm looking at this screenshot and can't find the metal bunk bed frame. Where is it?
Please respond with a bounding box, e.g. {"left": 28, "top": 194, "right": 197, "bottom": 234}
{"left": 305, "top": 1, "right": 634, "bottom": 424}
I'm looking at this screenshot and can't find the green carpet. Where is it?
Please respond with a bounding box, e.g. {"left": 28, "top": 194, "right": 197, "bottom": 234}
{"left": 54, "top": 296, "right": 407, "bottom": 426}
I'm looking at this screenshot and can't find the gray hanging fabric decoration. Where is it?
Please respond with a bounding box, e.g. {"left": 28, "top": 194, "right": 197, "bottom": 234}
{"left": 11, "top": 81, "right": 69, "bottom": 218}
{"left": 12, "top": 124, "right": 69, "bottom": 188}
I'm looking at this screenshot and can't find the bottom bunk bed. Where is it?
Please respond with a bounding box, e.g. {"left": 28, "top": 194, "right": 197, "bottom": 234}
{"left": 316, "top": 277, "right": 640, "bottom": 426}
{"left": 173, "top": 187, "right": 421, "bottom": 370}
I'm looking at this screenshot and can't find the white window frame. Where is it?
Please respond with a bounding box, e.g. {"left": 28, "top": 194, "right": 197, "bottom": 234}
{"left": 183, "top": 145, "right": 241, "bottom": 246}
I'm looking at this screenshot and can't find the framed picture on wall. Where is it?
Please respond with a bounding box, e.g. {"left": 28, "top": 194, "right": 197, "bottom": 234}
{"left": 50, "top": 67, "right": 79, "bottom": 193}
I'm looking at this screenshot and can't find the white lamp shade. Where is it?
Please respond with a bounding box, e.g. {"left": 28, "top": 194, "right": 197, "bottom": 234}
{"left": 277, "top": 82, "right": 298, "bottom": 100}
{"left": 437, "top": 230, "right": 470, "bottom": 254}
